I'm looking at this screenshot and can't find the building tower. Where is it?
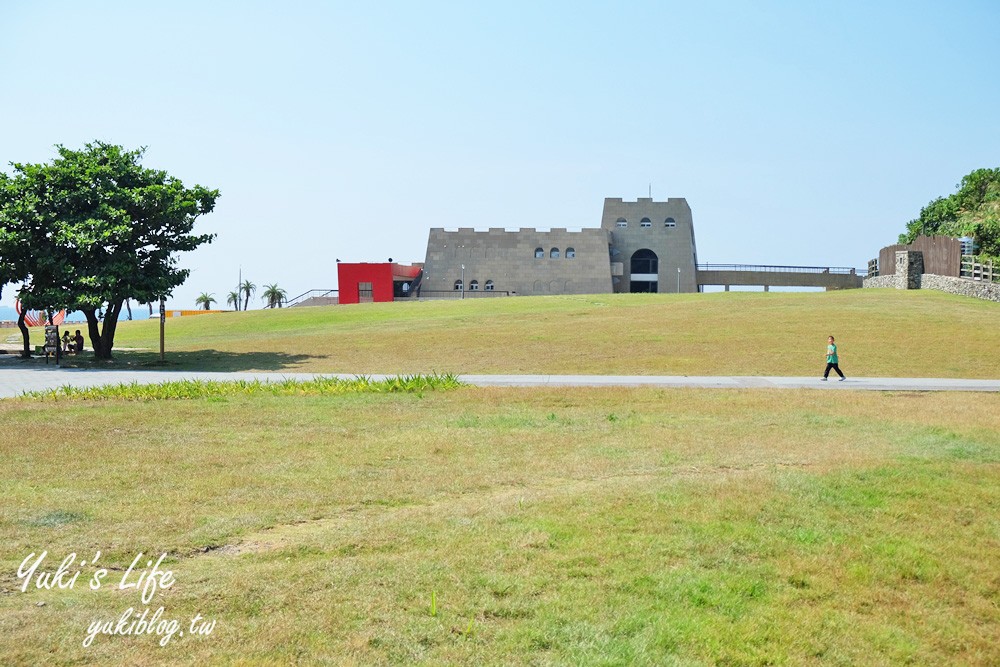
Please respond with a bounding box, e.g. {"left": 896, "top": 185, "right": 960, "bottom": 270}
{"left": 600, "top": 197, "right": 699, "bottom": 293}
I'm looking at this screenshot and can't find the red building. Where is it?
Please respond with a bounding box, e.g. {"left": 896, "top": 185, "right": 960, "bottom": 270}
{"left": 336, "top": 262, "right": 422, "bottom": 305}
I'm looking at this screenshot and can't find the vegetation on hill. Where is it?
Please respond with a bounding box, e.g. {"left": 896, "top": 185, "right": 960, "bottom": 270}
{"left": 899, "top": 167, "right": 1000, "bottom": 256}
{"left": 70, "top": 290, "right": 1000, "bottom": 379}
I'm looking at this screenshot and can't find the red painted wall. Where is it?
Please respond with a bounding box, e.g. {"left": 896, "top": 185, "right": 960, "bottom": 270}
{"left": 337, "top": 263, "right": 395, "bottom": 305}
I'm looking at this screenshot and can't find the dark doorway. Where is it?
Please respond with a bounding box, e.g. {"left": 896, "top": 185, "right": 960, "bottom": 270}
{"left": 630, "top": 249, "right": 659, "bottom": 293}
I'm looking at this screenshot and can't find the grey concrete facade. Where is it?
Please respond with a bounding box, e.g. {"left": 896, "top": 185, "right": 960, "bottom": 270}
{"left": 420, "top": 197, "right": 701, "bottom": 297}
{"left": 601, "top": 198, "right": 699, "bottom": 293}
{"left": 421, "top": 227, "right": 612, "bottom": 296}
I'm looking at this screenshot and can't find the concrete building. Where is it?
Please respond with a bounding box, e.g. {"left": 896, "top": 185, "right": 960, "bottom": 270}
{"left": 419, "top": 197, "right": 699, "bottom": 296}
{"left": 602, "top": 197, "right": 698, "bottom": 294}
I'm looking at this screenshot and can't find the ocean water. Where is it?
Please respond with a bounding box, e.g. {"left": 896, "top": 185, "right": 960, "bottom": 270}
{"left": 0, "top": 306, "right": 157, "bottom": 323}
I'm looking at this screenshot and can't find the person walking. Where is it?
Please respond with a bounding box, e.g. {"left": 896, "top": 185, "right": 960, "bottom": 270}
{"left": 822, "top": 335, "right": 845, "bottom": 381}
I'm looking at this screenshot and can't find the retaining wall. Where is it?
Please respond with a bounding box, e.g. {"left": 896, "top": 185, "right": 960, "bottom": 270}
{"left": 863, "top": 275, "right": 897, "bottom": 289}
{"left": 864, "top": 272, "right": 1000, "bottom": 303}
{"left": 920, "top": 274, "right": 1000, "bottom": 303}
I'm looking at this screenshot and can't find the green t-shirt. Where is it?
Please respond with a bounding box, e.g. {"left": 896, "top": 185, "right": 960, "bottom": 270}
{"left": 827, "top": 344, "right": 838, "bottom": 364}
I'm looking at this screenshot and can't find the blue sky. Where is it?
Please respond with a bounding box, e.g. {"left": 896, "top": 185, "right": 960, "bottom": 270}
{"left": 2, "top": 0, "right": 998, "bottom": 309}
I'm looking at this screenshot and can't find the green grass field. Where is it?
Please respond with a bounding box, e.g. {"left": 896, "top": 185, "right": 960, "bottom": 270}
{"left": 2, "top": 385, "right": 998, "bottom": 665}
{"left": 2, "top": 290, "right": 999, "bottom": 665}
{"left": 13, "top": 288, "right": 1000, "bottom": 378}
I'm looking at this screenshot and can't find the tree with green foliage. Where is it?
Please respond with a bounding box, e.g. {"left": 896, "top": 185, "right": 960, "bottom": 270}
{"left": 195, "top": 292, "right": 217, "bottom": 310}
{"left": 0, "top": 170, "right": 64, "bottom": 357}
{"left": 0, "top": 142, "right": 219, "bottom": 359}
{"left": 240, "top": 280, "right": 256, "bottom": 311}
{"left": 261, "top": 283, "right": 287, "bottom": 308}
{"left": 226, "top": 290, "right": 241, "bottom": 311}
{"left": 899, "top": 168, "right": 1000, "bottom": 257}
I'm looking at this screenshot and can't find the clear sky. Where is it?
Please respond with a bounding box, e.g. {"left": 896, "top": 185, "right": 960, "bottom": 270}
{"left": 2, "top": 0, "right": 998, "bottom": 309}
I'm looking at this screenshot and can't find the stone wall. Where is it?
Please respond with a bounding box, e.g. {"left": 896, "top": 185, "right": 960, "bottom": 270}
{"left": 919, "top": 274, "right": 1000, "bottom": 303}
{"left": 864, "top": 271, "right": 1000, "bottom": 302}
{"left": 896, "top": 250, "right": 924, "bottom": 289}
{"left": 862, "top": 275, "right": 898, "bottom": 289}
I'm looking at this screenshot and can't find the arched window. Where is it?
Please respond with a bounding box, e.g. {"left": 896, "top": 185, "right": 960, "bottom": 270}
{"left": 616, "top": 218, "right": 628, "bottom": 228}
{"left": 566, "top": 247, "right": 576, "bottom": 259}
{"left": 469, "top": 280, "right": 479, "bottom": 291}
{"left": 485, "top": 280, "right": 495, "bottom": 291}
{"left": 454, "top": 280, "right": 463, "bottom": 291}
{"left": 550, "top": 248, "right": 560, "bottom": 258}
{"left": 631, "top": 248, "right": 658, "bottom": 274}
{"left": 664, "top": 217, "right": 676, "bottom": 227}
{"left": 534, "top": 247, "right": 544, "bottom": 258}
{"left": 640, "top": 218, "right": 652, "bottom": 228}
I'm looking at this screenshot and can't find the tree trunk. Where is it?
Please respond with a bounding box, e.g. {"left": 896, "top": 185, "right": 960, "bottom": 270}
{"left": 83, "top": 299, "right": 123, "bottom": 360}
{"left": 84, "top": 308, "right": 102, "bottom": 358}
{"left": 17, "top": 308, "right": 30, "bottom": 359}
{"left": 126, "top": 299, "right": 132, "bottom": 320}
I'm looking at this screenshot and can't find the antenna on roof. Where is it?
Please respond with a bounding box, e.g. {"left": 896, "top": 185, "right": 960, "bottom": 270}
{"left": 648, "top": 182, "right": 651, "bottom": 198}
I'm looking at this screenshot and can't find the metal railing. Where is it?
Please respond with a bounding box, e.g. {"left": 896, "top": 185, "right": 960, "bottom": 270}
{"left": 697, "top": 264, "right": 863, "bottom": 276}
{"left": 960, "top": 256, "right": 998, "bottom": 283}
{"left": 286, "top": 289, "right": 338, "bottom": 307}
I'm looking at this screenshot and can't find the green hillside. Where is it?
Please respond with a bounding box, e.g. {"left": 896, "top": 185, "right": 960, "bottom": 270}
{"left": 83, "top": 289, "right": 1000, "bottom": 377}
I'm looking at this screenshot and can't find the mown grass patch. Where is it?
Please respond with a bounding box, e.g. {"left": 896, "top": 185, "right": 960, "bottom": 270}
{"left": 1, "top": 387, "right": 998, "bottom": 664}
{"left": 22, "top": 289, "right": 1000, "bottom": 377}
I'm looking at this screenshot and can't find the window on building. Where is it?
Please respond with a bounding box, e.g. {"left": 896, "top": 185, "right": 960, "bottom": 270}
{"left": 535, "top": 247, "right": 544, "bottom": 258}
{"left": 665, "top": 217, "right": 676, "bottom": 227}
{"left": 550, "top": 248, "right": 560, "bottom": 258}
{"left": 485, "top": 280, "right": 495, "bottom": 291}
{"left": 640, "top": 218, "right": 651, "bottom": 228}
{"left": 616, "top": 218, "right": 628, "bottom": 228}
{"left": 454, "top": 280, "right": 463, "bottom": 291}
{"left": 566, "top": 247, "right": 576, "bottom": 258}
{"left": 470, "top": 280, "right": 479, "bottom": 291}
{"left": 631, "top": 248, "right": 659, "bottom": 274}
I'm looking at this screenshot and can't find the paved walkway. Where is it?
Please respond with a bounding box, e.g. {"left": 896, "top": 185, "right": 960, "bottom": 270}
{"left": 1, "top": 365, "right": 998, "bottom": 398}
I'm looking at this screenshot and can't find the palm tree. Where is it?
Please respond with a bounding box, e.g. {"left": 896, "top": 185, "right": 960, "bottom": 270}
{"left": 226, "top": 290, "right": 241, "bottom": 311}
{"left": 240, "top": 280, "right": 256, "bottom": 311}
{"left": 261, "top": 283, "right": 288, "bottom": 309}
{"left": 195, "top": 292, "right": 216, "bottom": 310}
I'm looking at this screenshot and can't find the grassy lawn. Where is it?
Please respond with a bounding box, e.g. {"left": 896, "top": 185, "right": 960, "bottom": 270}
{"left": 8, "top": 288, "right": 1000, "bottom": 377}
{"left": 2, "top": 385, "right": 998, "bottom": 665}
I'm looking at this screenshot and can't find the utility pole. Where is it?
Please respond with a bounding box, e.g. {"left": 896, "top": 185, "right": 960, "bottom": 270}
{"left": 159, "top": 296, "right": 165, "bottom": 362}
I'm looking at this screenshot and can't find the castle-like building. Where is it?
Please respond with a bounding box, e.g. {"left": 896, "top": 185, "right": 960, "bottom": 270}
{"left": 420, "top": 197, "right": 699, "bottom": 296}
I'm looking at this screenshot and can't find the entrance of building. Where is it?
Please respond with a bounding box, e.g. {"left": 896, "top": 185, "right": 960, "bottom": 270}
{"left": 630, "top": 249, "right": 659, "bottom": 293}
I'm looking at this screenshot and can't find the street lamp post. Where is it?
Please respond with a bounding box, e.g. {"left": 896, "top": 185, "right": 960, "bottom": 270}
{"left": 159, "top": 296, "right": 165, "bottom": 362}
{"left": 677, "top": 267, "right": 681, "bottom": 293}
{"left": 461, "top": 264, "right": 465, "bottom": 300}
